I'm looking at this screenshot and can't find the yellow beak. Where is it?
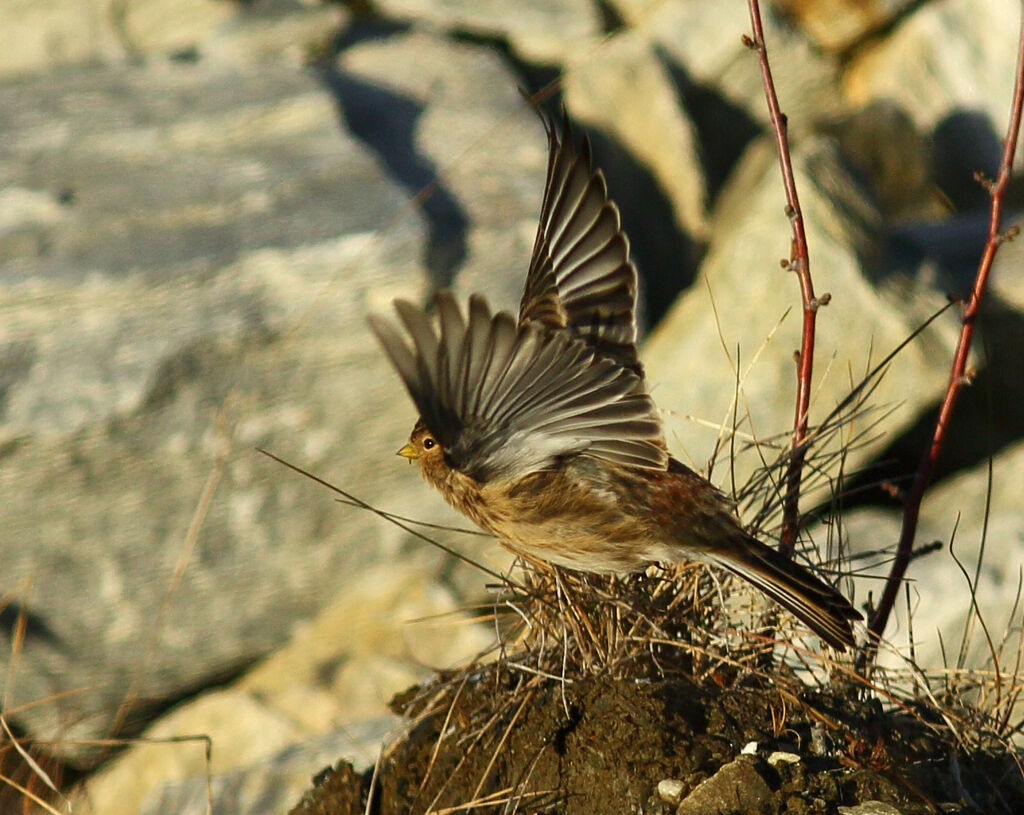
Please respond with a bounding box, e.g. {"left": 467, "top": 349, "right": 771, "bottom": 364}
{"left": 397, "top": 443, "right": 419, "bottom": 461}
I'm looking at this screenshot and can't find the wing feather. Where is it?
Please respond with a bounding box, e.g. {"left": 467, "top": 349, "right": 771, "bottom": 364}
{"left": 519, "top": 109, "right": 642, "bottom": 375}
{"left": 370, "top": 292, "right": 667, "bottom": 480}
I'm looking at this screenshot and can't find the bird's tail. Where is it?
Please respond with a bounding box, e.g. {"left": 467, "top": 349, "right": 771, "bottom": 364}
{"left": 712, "top": 535, "right": 862, "bottom": 652}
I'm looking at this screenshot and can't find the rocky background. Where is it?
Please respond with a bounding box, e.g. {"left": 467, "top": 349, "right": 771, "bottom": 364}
{"left": 1, "top": 0, "right": 1021, "bottom": 813}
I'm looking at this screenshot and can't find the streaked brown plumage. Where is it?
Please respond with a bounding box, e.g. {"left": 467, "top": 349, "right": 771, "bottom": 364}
{"left": 370, "top": 110, "right": 861, "bottom": 650}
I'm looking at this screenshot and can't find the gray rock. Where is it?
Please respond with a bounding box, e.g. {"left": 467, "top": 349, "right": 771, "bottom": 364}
{"left": 880, "top": 211, "right": 1024, "bottom": 476}
{"left": 110, "top": 0, "right": 236, "bottom": 59}
{"left": 369, "top": 0, "right": 601, "bottom": 62}
{"left": 766, "top": 750, "right": 800, "bottom": 766}
{"left": 75, "top": 563, "right": 491, "bottom": 815}
{"left": 828, "top": 438, "right": 1024, "bottom": 671}
{"left": 335, "top": 27, "right": 550, "bottom": 308}
{"left": 0, "top": 0, "right": 294, "bottom": 79}
{"left": 610, "top": 0, "right": 843, "bottom": 136}
{"left": 0, "top": 35, "right": 530, "bottom": 757}
{"left": 845, "top": 0, "right": 1021, "bottom": 129}
{"left": 77, "top": 688, "right": 325, "bottom": 815}
{"left": 0, "top": 0, "right": 123, "bottom": 78}
{"left": 656, "top": 777, "right": 685, "bottom": 806}
{"left": 643, "top": 136, "right": 960, "bottom": 519}
{"left": 844, "top": 0, "right": 1023, "bottom": 188}
{"left": 675, "top": 756, "right": 771, "bottom": 815}
{"left": 202, "top": 1, "right": 347, "bottom": 67}
{"left": 991, "top": 215, "right": 1024, "bottom": 313}
{"left": 819, "top": 101, "right": 940, "bottom": 222}
{"left": 562, "top": 29, "right": 709, "bottom": 244}
{"left": 338, "top": 26, "right": 702, "bottom": 334}
{"left": 137, "top": 723, "right": 391, "bottom": 815}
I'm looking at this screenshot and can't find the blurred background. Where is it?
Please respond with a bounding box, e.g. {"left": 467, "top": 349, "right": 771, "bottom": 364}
{"left": 1, "top": 0, "right": 1022, "bottom": 812}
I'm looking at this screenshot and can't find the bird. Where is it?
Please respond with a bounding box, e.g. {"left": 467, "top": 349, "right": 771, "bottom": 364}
{"left": 368, "top": 109, "right": 862, "bottom": 651}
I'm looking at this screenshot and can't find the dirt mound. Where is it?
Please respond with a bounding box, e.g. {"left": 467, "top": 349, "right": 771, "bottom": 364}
{"left": 290, "top": 663, "right": 1023, "bottom": 814}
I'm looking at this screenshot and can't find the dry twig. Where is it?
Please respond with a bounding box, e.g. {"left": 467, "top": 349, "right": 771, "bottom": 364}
{"left": 744, "top": 0, "right": 823, "bottom": 558}
{"left": 867, "top": 7, "right": 1024, "bottom": 649}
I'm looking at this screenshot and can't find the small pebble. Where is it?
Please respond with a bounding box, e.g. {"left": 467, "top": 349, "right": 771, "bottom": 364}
{"left": 810, "top": 723, "right": 829, "bottom": 756}
{"left": 837, "top": 803, "right": 905, "bottom": 815}
{"left": 741, "top": 741, "right": 758, "bottom": 755}
{"left": 768, "top": 751, "right": 801, "bottom": 766}
{"left": 656, "top": 778, "right": 685, "bottom": 806}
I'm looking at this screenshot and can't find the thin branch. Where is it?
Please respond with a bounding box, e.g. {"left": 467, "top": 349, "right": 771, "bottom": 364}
{"left": 257, "top": 448, "right": 515, "bottom": 586}
{"left": 744, "top": 1, "right": 822, "bottom": 557}
{"left": 867, "top": 8, "right": 1024, "bottom": 646}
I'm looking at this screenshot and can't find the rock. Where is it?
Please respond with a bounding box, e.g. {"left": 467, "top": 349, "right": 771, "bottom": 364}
{"left": 76, "top": 563, "right": 489, "bottom": 814}
{"left": 560, "top": 28, "right": 706, "bottom": 323}
{"left": 562, "top": 29, "right": 708, "bottom": 243}
{"left": 114, "top": 0, "right": 236, "bottom": 59}
{"left": 335, "top": 24, "right": 705, "bottom": 340}
{"left": 610, "top": 0, "right": 842, "bottom": 136}
{"left": 335, "top": 27, "right": 549, "bottom": 308}
{"left": 0, "top": 41, "right": 522, "bottom": 757}
{"left": 832, "top": 438, "right": 1024, "bottom": 671}
{"left": 77, "top": 688, "right": 306, "bottom": 815}
{"left": 675, "top": 756, "right": 772, "bottom": 815}
{"left": 202, "top": 0, "right": 347, "bottom": 67}
{"left": 0, "top": 0, "right": 123, "bottom": 78}
{"left": 767, "top": 751, "right": 800, "bottom": 766}
{"left": 838, "top": 802, "right": 906, "bottom": 815}
{"left": 819, "top": 101, "right": 941, "bottom": 221}
{"left": 991, "top": 215, "right": 1024, "bottom": 312}
{"left": 642, "top": 135, "right": 960, "bottom": 515}
{"left": 236, "top": 563, "right": 493, "bottom": 732}
{"left": 774, "top": 0, "right": 919, "bottom": 52}
{"left": 844, "top": 0, "right": 1023, "bottom": 201}
{"left": 135, "top": 726, "right": 385, "bottom": 815}
{"left": 656, "top": 777, "right": 685, "bottom": 806}
{"left": 844, "top": 0, "right": 1020, "bottom": 132}
{"left": 368, "top": 0, "right": 602, "bottom": 63}
{"left": 0, "top": 0, "right": 343, "bottom": 80}
{"left": 877, "top": 212, "right": 1024, "bottom": 481}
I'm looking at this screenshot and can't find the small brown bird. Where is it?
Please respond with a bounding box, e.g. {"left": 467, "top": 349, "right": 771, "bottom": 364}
{"left": 369, "top": 112, "right": 861, "bottom": 650}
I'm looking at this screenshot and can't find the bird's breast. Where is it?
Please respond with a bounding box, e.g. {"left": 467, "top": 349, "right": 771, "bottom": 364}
{"left": 469, "top": 460, "right": 669, "bottom": 572}
{"left": 423, "top": 454, "right": 735, "bottom": 574}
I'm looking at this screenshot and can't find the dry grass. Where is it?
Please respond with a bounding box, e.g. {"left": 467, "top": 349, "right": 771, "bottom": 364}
{"left": 364, "top": 333, "right": 1024, "bottom": 813}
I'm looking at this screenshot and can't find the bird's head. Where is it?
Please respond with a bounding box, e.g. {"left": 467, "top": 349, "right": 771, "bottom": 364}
{"left": 397, "top": 419, "right": 449, "bottom": 484}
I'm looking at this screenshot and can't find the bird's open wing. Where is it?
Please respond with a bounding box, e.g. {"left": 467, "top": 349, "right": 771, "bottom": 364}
{"left": 370, "top": 291, "right": 666, "bottom": 481}
{"left": 519, "top": 110, "right": 642, "bottom": 376}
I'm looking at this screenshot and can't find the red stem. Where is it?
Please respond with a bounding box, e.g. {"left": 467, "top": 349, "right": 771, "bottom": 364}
{"left": 746, "top": 1, "right": 817, "bottom": 558}
{"left": 868, "top": 10, "right": 1024, "bottom": 644}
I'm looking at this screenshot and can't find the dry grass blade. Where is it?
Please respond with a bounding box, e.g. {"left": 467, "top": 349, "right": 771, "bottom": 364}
{"left": 420, "top": 673, "right": 471, "bottom": 793}
{"left": 429, "top": 786, "right": 554, "bottom": 815}
{"left": 0, "top": 717, "right": 62, "bottom": 806}
{"left": 0, "top": 771, "right": 65, "bottom": 815}
{"left": 258, "top": 447, "right": 514, "bottom": 585}
{"left": 469, "top": 691, "right": 534, "bottom": 804}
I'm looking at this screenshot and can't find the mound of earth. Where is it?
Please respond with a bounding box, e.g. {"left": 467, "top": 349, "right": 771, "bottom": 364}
{"left": 289, "top": 665, "right": 1023, "bottom": 814}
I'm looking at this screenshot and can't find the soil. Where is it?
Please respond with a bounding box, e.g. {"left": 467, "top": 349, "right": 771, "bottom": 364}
{"left": 288, "top": 664, "right": 1024, "bottom": 814}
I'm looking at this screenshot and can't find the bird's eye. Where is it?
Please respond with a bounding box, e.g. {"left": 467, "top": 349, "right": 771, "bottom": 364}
{"left": 422, "top": 437, "right": 436, "bottom": 450}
